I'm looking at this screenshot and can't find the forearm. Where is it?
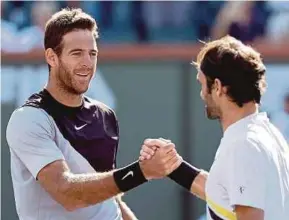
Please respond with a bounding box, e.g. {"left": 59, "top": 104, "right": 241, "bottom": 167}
{"left": 190, "top": 170, "right": 208, "bottom": 201}
{"left": 116, "top": 196, "right": 138, "bottom": 220}
{"left": 235, "top": 205, "right": 264, "bottom": 220}
{"left": 62, "top": 171, "right": 121, "bottom": 210}
{"left": 60, "top": 161, "right": 147, "bottom": 211}
{"left": 168, "top": 161, "right": 208, "bottom": 201}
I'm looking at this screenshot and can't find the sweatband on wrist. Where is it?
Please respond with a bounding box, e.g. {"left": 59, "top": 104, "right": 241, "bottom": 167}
{"left": 113, "top": 161, "right": 147, "bottom": 192}
{"left": 168, "top": 161, "right": 201, "bottom": 191}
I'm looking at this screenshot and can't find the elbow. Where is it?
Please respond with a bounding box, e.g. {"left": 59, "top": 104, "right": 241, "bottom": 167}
{"left": 64, "top": 204, "right": 84, "bottom": 212}
{"left": 57, "top": 182, "right": 84, "bottom": 212}
{"left": 61, "top": 198, "right": 81, "bottom": 212}
{"left": 63, "top": 204, "right": 77, "bottom": 212}
{"left": 62, "top": 200, "right": 90, "bottom": 212}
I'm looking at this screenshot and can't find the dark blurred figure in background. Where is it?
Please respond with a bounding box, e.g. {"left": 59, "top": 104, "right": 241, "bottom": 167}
{"left": 192, "top": 1, "right": 224, "bottom": 41}
{"left": 211, "top": 1, "right": 270, "bottom": 43}
{"left": 131, "top": 1, "right": 148, "bottom": 42}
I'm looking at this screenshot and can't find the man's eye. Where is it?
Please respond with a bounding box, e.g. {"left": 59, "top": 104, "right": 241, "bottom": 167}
{"left": 72, "top": 52, "right": 81, "bottom": 56}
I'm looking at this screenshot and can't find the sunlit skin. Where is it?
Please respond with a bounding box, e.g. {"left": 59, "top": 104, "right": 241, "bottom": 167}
{"left": 45, "top": 29, "right": 98, "bottom": 107}
{"left": 196, "top": 70, "right": 222, "bottom": 120}
{"left": 196, "top": 70, "right": 258, "bottom": 132}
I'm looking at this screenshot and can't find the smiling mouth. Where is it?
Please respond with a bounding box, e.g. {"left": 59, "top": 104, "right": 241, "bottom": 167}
{"left": 75, "top": 73, "right": 89, "bottom": 77}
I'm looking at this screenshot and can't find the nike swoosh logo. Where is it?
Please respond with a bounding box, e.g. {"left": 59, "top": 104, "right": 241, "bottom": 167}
{"left": 122, "top": 171, "right": 134, "bottom": 180}
{"left": 74, "top": 124, "right": 88, "bottom": 130}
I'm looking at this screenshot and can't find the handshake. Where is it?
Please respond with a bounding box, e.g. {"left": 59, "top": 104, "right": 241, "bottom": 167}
{"left": 114, "top": 137, "right": 200, "bottom": 194}
{"left": 138, "top": 138, "right": 183, "bottom": 181}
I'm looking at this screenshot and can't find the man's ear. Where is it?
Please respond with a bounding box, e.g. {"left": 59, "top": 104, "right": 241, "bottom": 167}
{"left": 214, "top": 78, "right": 224, "bottom": 97}
{"left": 45, "top": 48, "right": 58, "bottom": 69}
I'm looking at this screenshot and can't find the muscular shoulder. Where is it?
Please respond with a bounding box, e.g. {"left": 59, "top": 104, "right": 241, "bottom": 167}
{"left": 7, "top": 106, "right": 55, "bottom": 139}
{"left": 9, "top": 106, "right": 51, "bottom": 125}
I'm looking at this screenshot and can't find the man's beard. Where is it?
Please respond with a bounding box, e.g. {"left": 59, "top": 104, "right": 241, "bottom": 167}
{"left": 56, "top": 61, "right": 90, "bottom": 95}
{"left": 205, "top": 95, "right": 221, "bottom": 120}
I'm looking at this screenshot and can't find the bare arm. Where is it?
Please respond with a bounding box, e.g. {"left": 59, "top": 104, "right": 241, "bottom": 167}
{"left": 190, "top": 170, "right": 208, "bottom": 201}
{"left": 235, "top": 205, "right": 264, "bottom": 220}
{"left": 38, "top": 144, "right": 180, "bottom": 212}
{"left": 37, "top": 159, "right": 121, "bottom": 211}
{"left": 116, "top": 196, "right": 138, "bottom": 220}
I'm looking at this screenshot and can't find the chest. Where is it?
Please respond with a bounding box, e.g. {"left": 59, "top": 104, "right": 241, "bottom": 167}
{"left": 53, "top": 110, "right": 119, "bottom": 172}
{"left": 206, "top": 144, "right": 231, "bottom": 209}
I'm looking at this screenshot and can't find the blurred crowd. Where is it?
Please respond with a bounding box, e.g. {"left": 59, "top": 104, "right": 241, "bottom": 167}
{"left": 2, "top": 1, "right": 289, "bottom": 53}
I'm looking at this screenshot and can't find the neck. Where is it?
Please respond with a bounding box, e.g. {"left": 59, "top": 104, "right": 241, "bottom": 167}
{"left": 220, "top": 102, "right": 258, "bottom": 132}
{"left": 45, "top": 82, "right": 82, "bottom": 107}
